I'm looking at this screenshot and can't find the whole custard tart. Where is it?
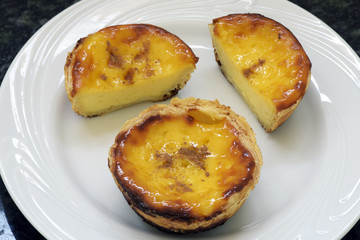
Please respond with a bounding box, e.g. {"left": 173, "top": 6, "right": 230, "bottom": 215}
{"left": 65, "top": 24, "right": 198, "bottom": 117}
{"left": 108, "top": 97, "right": 262, "bottom": 233}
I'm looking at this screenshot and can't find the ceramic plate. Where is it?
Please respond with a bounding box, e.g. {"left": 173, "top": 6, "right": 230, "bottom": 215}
{"left": 1, "top": 0, "right": 360, "bottom": 239}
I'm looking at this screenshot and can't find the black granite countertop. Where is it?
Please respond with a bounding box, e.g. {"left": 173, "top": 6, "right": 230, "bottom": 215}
{"left": 0, "top": 0, "right": 359, "bottom": 239}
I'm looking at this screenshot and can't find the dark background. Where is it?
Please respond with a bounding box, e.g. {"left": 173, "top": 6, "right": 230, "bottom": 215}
{"left": 0, "top": 0, "right": 359, "bottom": 239}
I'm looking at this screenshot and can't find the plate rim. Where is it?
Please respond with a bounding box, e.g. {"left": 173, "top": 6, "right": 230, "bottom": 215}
{"left": 1, "top": 0, "right": 360, "bottom": 239}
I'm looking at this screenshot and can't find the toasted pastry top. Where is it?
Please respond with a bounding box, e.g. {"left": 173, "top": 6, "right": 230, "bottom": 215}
{"left": 65, "top": 24, "right": 198, "bottom": 99}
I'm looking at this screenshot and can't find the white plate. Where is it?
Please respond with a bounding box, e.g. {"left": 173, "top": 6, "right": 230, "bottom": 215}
{"left": 1, "top": 0, "right": 360, "bottom": 239}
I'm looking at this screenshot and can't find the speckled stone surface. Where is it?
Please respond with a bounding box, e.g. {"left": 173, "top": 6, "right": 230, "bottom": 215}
{"left": 0, "top": 0, "right": 359, "bottom": 239}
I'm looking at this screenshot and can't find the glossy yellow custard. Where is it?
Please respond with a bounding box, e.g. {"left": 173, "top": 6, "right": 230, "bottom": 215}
{"left": 108, "top": 97, "right": 262, "bottom": 233}
{"left": 209, "top": 14, "right": 311, "bottom": 132}
{"left": 65, "top": 24, "right": 198, "bottom": 117}
{"left": 117, "top": 115, "right": 253, "bottom": 217}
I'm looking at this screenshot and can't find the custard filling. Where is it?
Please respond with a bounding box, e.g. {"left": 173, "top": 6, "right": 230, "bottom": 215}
{"left": 114, "top": 112, "right": 255, "bottom": 218}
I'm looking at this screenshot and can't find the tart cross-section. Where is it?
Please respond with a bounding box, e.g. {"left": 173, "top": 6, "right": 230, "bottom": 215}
{"left": 209, "top": 14, "right": 311, "bottom": 132}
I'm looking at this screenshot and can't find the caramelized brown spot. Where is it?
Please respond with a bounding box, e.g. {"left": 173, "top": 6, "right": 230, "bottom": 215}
{"left": 134, "top": 40, "right": 151, "bottom": 61}
{"left": 294, "top": 80, "right": 305, "bottom": 91}
{"left": 136, "top": 115, "right": 163, "bottom": 132}
{"left": 150, "top": 199, "right": 193, "bottom": 221}
{"left": 114, "top": 166, "right": 149, "bottom": 214}
{"left": 250, "top": 18, "right": 265, "bottom": 31}
{"left": 144, "top": 64, "right": 154, "bottom": 78}
{"left": 107, "top": 41, "right": 124, "bottom": 68}
{"left": 115, "top": 115, "right": 164, "bottom": 145}
{"left": 295, "top": 55, "right": 307, "bottom": 69}
{"left": 235, "top": 32, "right": 245, "bottom": 38}
{"left": 291, "top": 42, "right": 301, "bottom": 50}
{"left": 258, "top": 59, "right": 266, "bottom": 66}
{"left": 71, "top": 60, "right": 82, "bottom": 97}
{"left": 223, "top": 140, "right": 255, "bottom": 199}
{"left": 124, "top": 68, "right": 136, "bottom": 84}
{"left": 185, "top": 115, "right": 195, "bottom": 125}
{"left": 121, "top": 24, "right": 149, "bottom": 44}
{"left": 114, "top": 131, "right": 127, "bottom": 145}
{"left": 99, "top": 74, "right": 107, "bottom": 80}
{"left": 242, "top": 68, "right": 253, "bottom": 78}
{"left": 155, "top": 152, "right": 173, "bottom": 168}
{"left": 169, "top": 180, "right": 193, "bottom": 193}
{"left": 213, "top": 13, "right": 266, "bottom": 30}
{"left": 74, "top": 37, "right": 85, "bottom": 49}
{"left": 242, "top": 59, "right": 266, "bottom": 79}
{"left": 213, "top": 24, "right": 220, "bottom": 36}
{"left": 178, "top": 145, "right": 210, "bottom": 171}
{"left": 108, "top": 53, "right": 123, "bottom": 68}
{"left": 71, "top": 50, "right": 95, "bottom": 97}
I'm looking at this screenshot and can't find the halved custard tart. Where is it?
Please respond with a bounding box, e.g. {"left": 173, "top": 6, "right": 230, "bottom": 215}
{"left": 65, "top": 24, "right": 198, "bottom": 117}
{"left": 108, "top": 97, "right": 262, "bottom": 233}
{"left": 209, "top": 13, "right": 311, "bottom": 132}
